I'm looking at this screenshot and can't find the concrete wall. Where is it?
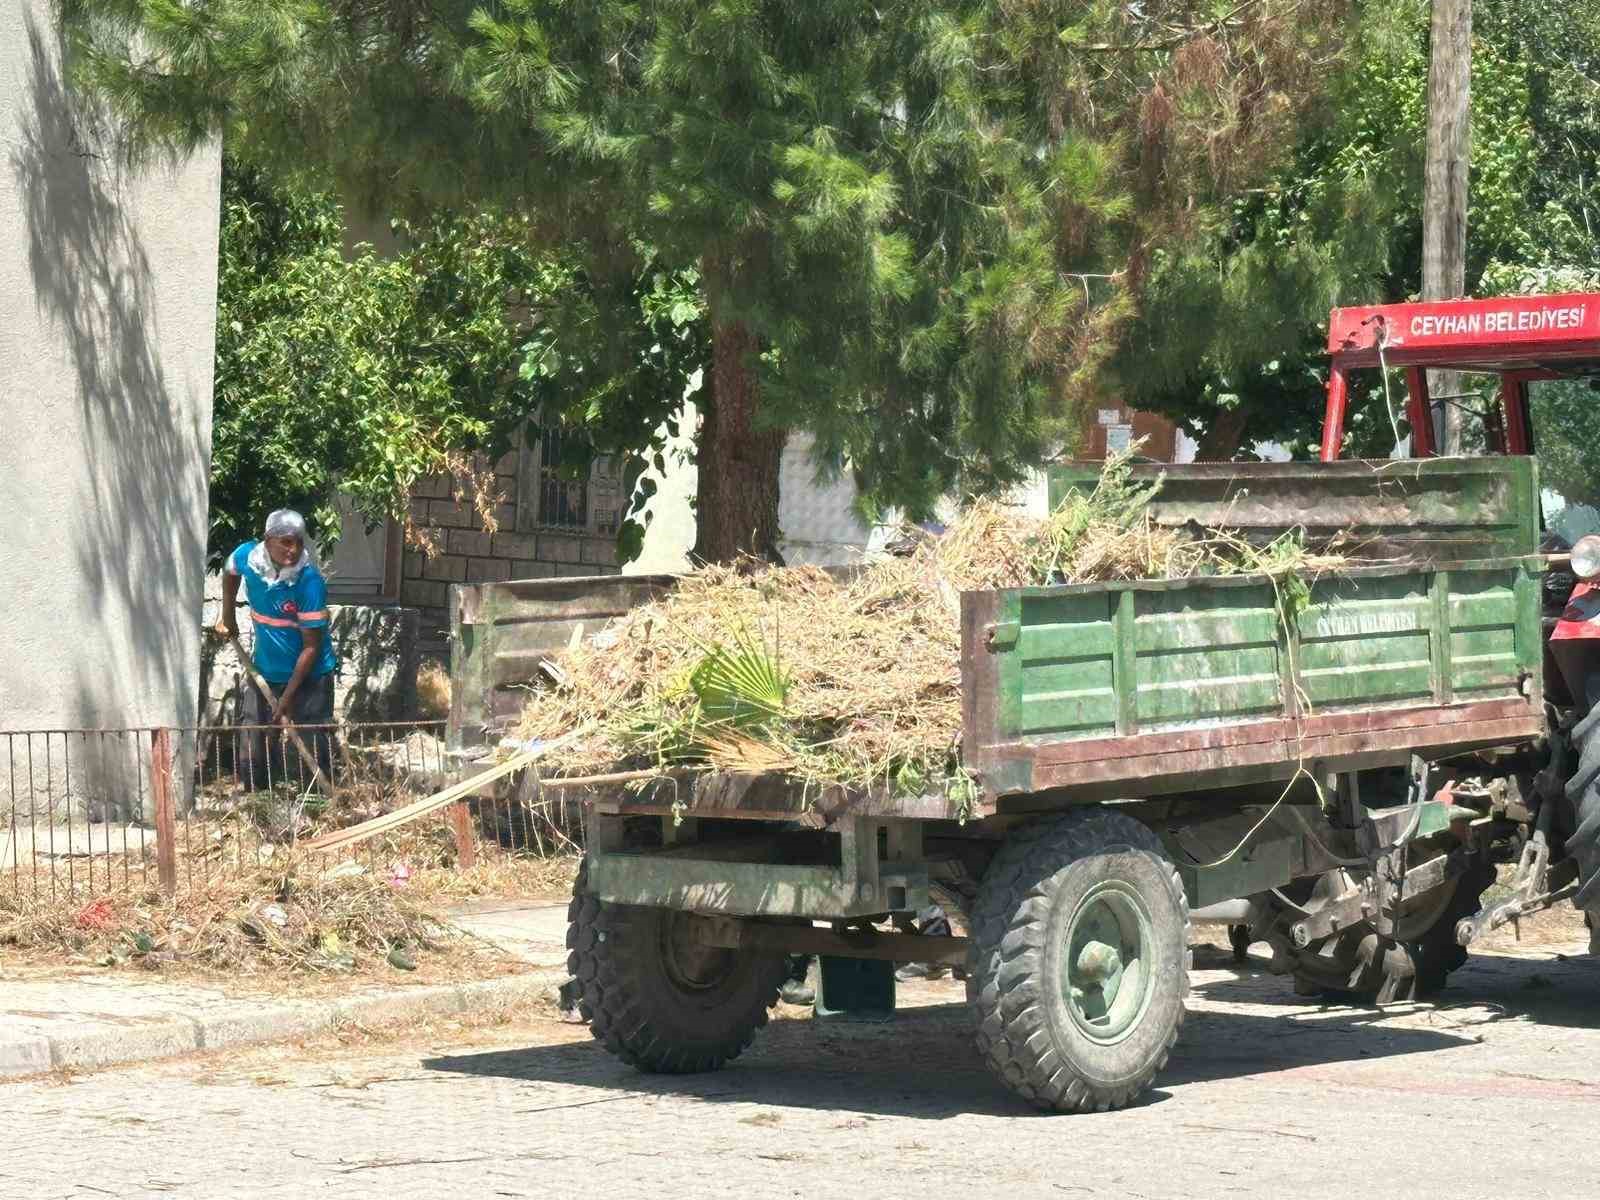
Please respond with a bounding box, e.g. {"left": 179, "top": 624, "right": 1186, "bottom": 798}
{"left": 1, "top": 7, "right": 220, "bottom": 780}
{"left": 625, "top": 406, "right": 700, "bottom": 575}
{"left": 625, "top": 402, "right": 889, "bottom": 572}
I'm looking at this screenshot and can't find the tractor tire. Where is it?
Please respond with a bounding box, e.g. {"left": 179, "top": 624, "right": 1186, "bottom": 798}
{"left": 1409, "top": 859, "right": 1497, "bottom": 995}
{"left": 967, "top": 809, "right": 1190, "bottom": 1113}
{"left": 1290, "top": 861, "right": 1495, "bottom": 1004}
{"left": 1564, "top": 703, "right": 1600, "bottom": 953}
{"left": 566, "top": 861, "right": 788, "bottom": 1073}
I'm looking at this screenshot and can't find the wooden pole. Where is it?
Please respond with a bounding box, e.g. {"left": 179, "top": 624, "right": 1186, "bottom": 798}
{"left": 450, "top": 801, "right": 477, "bottom": 870}
{"left": 1422, "top": 0, "right": 1472, "bottom": 455}
{"left": 151, "top": 729, "right": 177, "bottom": 896}
{"left": 301, "top": 733, "right": 578, "bottom": 853}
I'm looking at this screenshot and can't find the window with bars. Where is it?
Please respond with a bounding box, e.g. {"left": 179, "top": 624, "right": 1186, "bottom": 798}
{"left": 535, "top": 427, "right": 588, "bottom": 530}
{"left": 516, "top": 427, "right": 627, "bottom": 535}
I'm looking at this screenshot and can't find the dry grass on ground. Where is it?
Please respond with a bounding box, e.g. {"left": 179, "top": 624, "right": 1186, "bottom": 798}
{"left": 0, "top": 848, "right": 580, "bottom": 991}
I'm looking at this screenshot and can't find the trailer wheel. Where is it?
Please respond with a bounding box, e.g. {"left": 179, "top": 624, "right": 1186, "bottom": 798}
{"left": 968, "top": 809, "right": 1189, "bottom": 1113}
{"left": 567, "top": 862, "right": 787, "bottom": 1073}
{"left": 1564, "top": 702, "right": 1600, "bottom": 952}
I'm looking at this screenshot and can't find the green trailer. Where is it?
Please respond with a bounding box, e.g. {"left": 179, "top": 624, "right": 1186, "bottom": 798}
{"left": 451, "top": 455, "right": 1569, "bottom": 1112}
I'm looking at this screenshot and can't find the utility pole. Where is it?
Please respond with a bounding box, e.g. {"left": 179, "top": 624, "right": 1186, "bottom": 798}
{"left": 1422, "top": 0, "right": 1472, "bottom": 454}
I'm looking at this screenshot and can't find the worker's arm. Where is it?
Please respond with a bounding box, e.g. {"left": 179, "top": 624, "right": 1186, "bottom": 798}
{"left": 213, "top": 568, "right": 242, "bottom": 639}
{"left": 271, "top": 626, "right": 323, "bottom": 723}
{"left": 216, "top": 544, "right": 246, "bottom": 640}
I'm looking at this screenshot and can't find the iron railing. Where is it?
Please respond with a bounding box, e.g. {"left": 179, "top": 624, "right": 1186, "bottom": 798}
{"left": 0, "top": 721, "right": 577, "bottom": 900}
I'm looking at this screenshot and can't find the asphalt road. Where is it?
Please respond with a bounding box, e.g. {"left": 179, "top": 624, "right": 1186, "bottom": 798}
{"left": 8, "top": 938, "right": 1600, "bottom": 1200}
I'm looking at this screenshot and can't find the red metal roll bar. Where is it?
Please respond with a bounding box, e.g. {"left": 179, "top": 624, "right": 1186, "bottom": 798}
{"left": 1321, "top": 293, "right": 1600, "bottom": 460}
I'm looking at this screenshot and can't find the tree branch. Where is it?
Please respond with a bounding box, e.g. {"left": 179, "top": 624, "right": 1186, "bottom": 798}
{"left": 1059, "top": 0, "right": 1268, "bottom": 54}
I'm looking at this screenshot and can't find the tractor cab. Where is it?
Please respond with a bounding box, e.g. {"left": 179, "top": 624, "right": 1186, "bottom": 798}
{"left": 1320, "top": 292, "right": 1600, "bottom": 703}
{"left": 1320, "top": 292, "right": 1600, "bottom": 463}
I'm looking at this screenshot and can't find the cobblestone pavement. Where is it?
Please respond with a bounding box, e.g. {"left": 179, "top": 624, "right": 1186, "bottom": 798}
{"left": 7, "top": 943, "right": 1600, "bottom": 1200}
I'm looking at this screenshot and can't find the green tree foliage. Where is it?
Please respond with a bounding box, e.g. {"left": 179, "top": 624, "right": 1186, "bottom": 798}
{"left": 66, "top": 0, "right": 1353, "bottom": 558}
{"left": 1115, "top": 0, "right": 1596, "bottom": 460}
{"left": 210, "top": 164, "right": 704, "bottom": 566}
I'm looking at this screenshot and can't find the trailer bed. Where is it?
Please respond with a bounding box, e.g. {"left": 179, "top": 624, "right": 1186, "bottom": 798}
{"left": 450, "top": 457, "right": 1547, "bottom": 821}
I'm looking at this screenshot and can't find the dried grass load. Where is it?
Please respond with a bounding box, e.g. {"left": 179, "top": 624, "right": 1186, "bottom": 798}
{"left": 518, "top": 451, "right": 1352, "bottom": 800}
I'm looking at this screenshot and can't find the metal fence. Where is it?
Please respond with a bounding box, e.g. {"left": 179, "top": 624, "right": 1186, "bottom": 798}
{"left": 0, "top": 721, "right": 577, "bottom": 900}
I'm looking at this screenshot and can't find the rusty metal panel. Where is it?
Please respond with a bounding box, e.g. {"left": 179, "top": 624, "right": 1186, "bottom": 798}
{"left": 1047, "top": 456, "right": 1540, "bottom": 563}
{"left": 448, "top": 573, "right": 680, "bottom": 749}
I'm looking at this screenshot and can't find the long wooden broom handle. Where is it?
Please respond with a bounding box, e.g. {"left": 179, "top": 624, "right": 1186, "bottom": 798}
{"left": 229, "top": 634, "right": 333, "bottom": 794}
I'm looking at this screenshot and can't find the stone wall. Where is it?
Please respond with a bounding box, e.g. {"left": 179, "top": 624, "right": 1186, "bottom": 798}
{"left": 400, "top": 446, "right": 623, "bottom": 640}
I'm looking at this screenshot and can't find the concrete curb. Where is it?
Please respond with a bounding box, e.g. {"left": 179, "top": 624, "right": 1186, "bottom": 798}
{"left": 0, "top": 970, "right": 559, "bottom": 1080}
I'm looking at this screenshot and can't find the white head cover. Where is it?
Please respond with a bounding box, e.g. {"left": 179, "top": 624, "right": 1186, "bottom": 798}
{"left": 248, "top": 508, "right": 317, "bottom": 586}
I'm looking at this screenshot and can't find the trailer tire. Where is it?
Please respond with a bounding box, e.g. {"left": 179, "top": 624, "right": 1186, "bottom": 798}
{"left": 1565, "top": 703, "right": 1600, "bottom": 950}
{"left": 967, "top": 809, "right": 1189, "bottom": 1113}
{"left": 1410, "top": 860, "right": 1496, "bottom": 995}
{"left": 567, "top": 862, "right": 787, "bottom": 1074}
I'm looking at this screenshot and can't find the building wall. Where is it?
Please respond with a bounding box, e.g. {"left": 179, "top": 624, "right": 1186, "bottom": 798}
{"left": 400, "top": 443, "right": 623, "bottom": 641}
{"left": 0, "top": 6, "right": 220, "bottom": 743}
{"left": 624, "top": 405, "right": 700, "bottom": 575}
{"left": 621, "top": 402, "right": 883, "bottom": 572}
{"left": 1078, "top": 403, "right": 1182, "bottom": 463}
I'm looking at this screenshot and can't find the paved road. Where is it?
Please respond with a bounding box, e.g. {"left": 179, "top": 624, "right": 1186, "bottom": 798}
{"left": 8, "top": 941, "right": 1600, "bottom": 1200}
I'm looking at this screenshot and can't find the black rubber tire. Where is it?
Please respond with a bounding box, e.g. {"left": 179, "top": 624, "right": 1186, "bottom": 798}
{"left": 967, "top": 809, "right": 1190, "bottom": 1113}
{"left": 1409, "top": 859, "right": 1496, "bottom": 996}
{"left": 1228, "top": 924, "right": 1253, "bottom": 964}
{"left": 566, "top": 862, "right": 788, "bottom": 1073}
{"left": 1564, "top": 703, "right": 1600, "bottom": 944}
{"left": 1290, "top": 862, "right": 1494, "bottom": 1003}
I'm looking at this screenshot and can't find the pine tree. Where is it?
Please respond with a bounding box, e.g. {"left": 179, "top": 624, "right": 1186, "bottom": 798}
{"left": 1114, "top": 0, "right": 1600, "bottom": 461}
{"left": 66, "top": 1, "right": 1352, "bottom": 556}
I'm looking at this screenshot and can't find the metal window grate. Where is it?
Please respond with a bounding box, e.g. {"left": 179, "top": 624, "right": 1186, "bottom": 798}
{"left": 537, "top": 427, "right": 588, "bottom": 530}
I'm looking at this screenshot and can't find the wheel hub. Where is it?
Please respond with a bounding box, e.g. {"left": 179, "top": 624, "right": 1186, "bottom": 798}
{"left": 1061, "top": 881, "right": 1155, "bottom": 1044}
{"left": 662, "top": 913, "right": 738, "bottom": 992}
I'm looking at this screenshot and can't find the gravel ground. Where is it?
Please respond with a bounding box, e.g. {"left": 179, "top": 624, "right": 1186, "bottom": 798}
{"left": 7, "top": 929, "right": 1600, "bottom": 1200}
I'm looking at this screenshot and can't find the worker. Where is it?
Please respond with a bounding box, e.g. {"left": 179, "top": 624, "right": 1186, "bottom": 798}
{"left": 214, "top": 509, "right": 340, "bottom": 787}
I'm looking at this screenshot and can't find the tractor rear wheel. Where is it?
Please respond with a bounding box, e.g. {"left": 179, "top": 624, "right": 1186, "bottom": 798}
{"left": 1564, "top": 703, "right": 1600, "bottom": 953}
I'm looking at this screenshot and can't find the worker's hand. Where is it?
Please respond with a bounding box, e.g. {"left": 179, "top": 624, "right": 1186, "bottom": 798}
{"left": 212, "top": 618, "right": 238, "bottom": 641}
{"left": 269, "top": 702, "right": 289, "bottom": 726}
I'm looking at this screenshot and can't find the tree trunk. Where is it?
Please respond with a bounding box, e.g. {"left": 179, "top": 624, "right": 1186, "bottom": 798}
{"left": 1423, "top": 0, "right": 1472, "bottom": 455}
{"left": 1194, "top": 407, "right": 1249, "bottom": 462}
{"left": 691, "top": 313, "right": 786, "bottom": 564}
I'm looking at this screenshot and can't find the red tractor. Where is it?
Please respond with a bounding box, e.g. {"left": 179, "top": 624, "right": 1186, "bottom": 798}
{"left": 1321, "top": 292, "right": 1600, "bottom": 951}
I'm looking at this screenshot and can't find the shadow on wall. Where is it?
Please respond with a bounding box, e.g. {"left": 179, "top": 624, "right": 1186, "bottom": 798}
{"left": 8, "top": 16, "right": 215, "bottom": 819}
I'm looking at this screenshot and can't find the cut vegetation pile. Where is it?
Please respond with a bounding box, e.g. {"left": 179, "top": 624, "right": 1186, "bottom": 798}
{"left": 518, "top": 450, "right": 1357, "bottom": 801}
{"left": 0, "top": 866, "right": 454, "bottom": 975}
{"left": 0, "top": 818, "right": 581, "bottom": 978}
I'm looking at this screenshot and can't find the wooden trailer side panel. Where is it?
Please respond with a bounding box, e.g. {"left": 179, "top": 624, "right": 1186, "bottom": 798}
{"left": 964, "top": 557, "right": 1545, "bottom": 801}
{"left": 449, "top": 573, "right": 679, "bottom": 750}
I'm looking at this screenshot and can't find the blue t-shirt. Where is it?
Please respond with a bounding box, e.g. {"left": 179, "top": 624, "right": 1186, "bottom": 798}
{"left": 228, "top": 542, "right": 339, "bottom": 684}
